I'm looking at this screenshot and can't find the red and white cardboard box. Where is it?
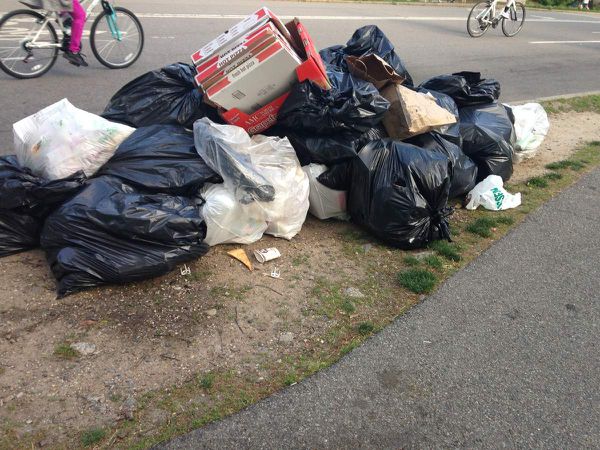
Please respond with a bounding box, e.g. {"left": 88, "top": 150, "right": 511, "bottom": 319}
{"left": 191, "top": 7, "right": 295, "bottom": 66}
{"left": 204, "top": 39, "right": 302, "bottom": 114}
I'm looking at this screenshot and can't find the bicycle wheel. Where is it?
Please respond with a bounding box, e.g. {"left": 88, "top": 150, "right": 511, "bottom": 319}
{"left": 90, "top": 6, "right": 144, "bottom": 69}
{"left": 0, "top": 9, "right": 58, "bottom": 79}
{"left": 502, "top": 2, "right": 526, "bottom": 37}
{"left": 467, "top": 1, "right": 492, "bottom": 38}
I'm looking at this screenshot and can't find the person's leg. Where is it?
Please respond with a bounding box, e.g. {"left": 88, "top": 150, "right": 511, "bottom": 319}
{"left": 69, "top": 0, "right": 86, "bottom": 53}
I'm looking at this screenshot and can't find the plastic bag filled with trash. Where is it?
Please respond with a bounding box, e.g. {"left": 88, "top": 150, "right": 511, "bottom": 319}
{"left": 41, "top": 176, "right": 209, "bottom": 297}
{"left": 459, "top": 102, "right": 515, "bottom": 182}
{"left": 97, "top": 125, "right": 221, "bottom": 196}
{"left": 348, "top": 139, "right": 453, "bottom": 249}
{"left": 194, "top": 118, "right": 309, "bottom": 240}
{"left": 419, "top": 71, "right": 500, "bottom": 107}
{"left": 319, "top": 25, "right": 413, "bottom": 87}
{"left": 278, "top": 69, "right": 390, "bottom": 135}
{"left": 102, "top": 63, "right": 218, "bottom": 129}
{"left": 509, "top": 103, "right": 550, "bottom": 160}
{"left": 0, "top": 155, "right": 85, "bottom": 257}
{"left": 13, "top": 99, "right": 134, "bottom": 180}
{"left": 303, "top": 164, "right": 350, "bottom": 221}
{"left": 465, "top": 175, "right": 521, "bottom": 211}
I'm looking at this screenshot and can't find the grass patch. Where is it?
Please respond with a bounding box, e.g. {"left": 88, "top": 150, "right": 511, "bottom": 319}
{"left": 424, "top": 255, "right": 443, "bottom": 270}
{"left": 198, "top": 373, "right": 215, "bottom": 390}
{"left": 527, "top": 176, "right": 549, "bottom": 188}
{"left": 466, "top": 215, "right": 515, "bottom": 238}
{"left": 81, "top": 428, "right": 105, "bottom": 447}
{"left": 544, "top": 172, "right": 563, "bottom": 181}
{"left": 403, "top": 255, "right": 420, "bottom": 267}
{"left": 397, "top": 269, "right": 437, "bottom": 294}
{"left": 283, "top": 372, "right": 297, "bottom": 386}
{"left": 428, "top": 240, "right": 462, "bottom": 262}
{"left": 341, "top": 300, "right": 356, "bottom": 314}
{"left": 357, "top": 322, "right": 375, "bottom": 335}
{"left": 53, "top": 344, "right": 78, "bottom": 359}
{"left": 542, "top": 94, "right": 600, "bottom": 115}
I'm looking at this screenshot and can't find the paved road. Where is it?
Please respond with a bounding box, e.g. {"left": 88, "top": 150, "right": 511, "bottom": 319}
{"left": 1, "top": 0, "right": 600, "bottom": 153}
{"left": 159, "top": 167, "right": 600, "bottom": 449}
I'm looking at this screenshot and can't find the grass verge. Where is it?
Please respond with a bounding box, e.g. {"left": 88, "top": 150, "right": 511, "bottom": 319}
{"left": 31, "top": 140, "right": 600, "bottom": 449}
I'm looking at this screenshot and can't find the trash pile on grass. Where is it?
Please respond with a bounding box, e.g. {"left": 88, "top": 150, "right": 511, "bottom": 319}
{"left": 0, "top": 7, "right": 550, "bottom": 297}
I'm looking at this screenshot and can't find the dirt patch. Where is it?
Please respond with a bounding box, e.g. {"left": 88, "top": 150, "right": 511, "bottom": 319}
{"left": 0, "top": 111, "right": 598, "bottom": 448}
{"left": 510, "top": 111, "right": 600, "bottom": 183}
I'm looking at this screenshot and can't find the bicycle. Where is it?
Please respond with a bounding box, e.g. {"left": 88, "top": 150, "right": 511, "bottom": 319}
{"left": 467, "top": 0, "right": 526, "bottom": 38}
{"left": 0, "top": 0, "right": 144, "bottom": 79}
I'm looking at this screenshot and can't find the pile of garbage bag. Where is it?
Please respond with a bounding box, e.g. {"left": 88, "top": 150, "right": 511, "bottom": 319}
{"left": 0, "top": 22, "right": 550, "bottom": 297}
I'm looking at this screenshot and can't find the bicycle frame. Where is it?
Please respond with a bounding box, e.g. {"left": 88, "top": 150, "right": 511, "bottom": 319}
{"left": 476, "top": 0, "right": 517, "bottom": 25}
{"left": 25, "top": 0, "right": 120, "bottom": 50}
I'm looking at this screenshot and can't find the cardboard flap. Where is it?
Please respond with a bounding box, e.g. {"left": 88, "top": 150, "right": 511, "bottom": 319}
{"left": 346, "top": 54, "right": 405, "bottom": 90}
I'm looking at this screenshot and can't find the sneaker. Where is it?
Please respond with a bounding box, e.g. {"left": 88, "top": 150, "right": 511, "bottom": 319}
{"left": 63, "top": 50, "right": 88, "bottom": 67}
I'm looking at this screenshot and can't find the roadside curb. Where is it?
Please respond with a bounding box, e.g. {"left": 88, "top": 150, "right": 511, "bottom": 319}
{"left": 514, "top": 90, "right": 600, "bottom": 105}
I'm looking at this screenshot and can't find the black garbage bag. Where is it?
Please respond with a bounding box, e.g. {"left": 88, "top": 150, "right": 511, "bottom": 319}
{"left": 459, "top": 103, "right": 515, "bottom": 181}
{"left": 0, "top": 156, "right": 85, "bottom": 257}
{"left": 317, "top": 160, "right": 354, "bottom": 191}
{"left": 97, "top": 125, "right": 221, "bottom": 196}
{"left": 41, "top": 176, "right": 209, "bottom": 297}
{"left": 278, "top": 69, "right": 389, "bottom": 135}
{"left": 406, "top": 132, "right": 478, "bottom": 199}
{"left": 419, "top": 71, "right": 500, "bottom": 108}
{"left": 319, "top": 25, "right": 413, "bottom": 87}
{"left": 102, "top": 63, "right": 218, "bottom": 129}
{"left": 348, "top": 139, "right": 452, "bottom": 249}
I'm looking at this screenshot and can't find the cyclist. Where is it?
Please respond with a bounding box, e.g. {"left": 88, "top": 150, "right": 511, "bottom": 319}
{"left": 22, "top": 0, "right": 88, "bottom": 66}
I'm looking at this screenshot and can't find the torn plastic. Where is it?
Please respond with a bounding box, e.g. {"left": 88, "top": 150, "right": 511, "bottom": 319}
{"left": 13, "top": 99, "right": 134, "bottom": 180}
{"left": 406, "top": 131, "right": 478, "bottom": 199}
{"left": 509, "top": 103, "right": 550, "bottom": 160}
{"left": 0, "top": 155, "right": 85, "bottom": 257}
{"left": 319, "top": 25, "right": 413, "bottom": 87}
{"left": 41, "top": 176, "right": 209, "bottom": 297}
{"left": 199, "top": 183, "right": 268, "bottom": 246}
{"left": 419, "top": 71, "right": 500, "bottom": 108}
{"left": 465, "top": 175, "right": 521, "bottom": 211}
{"left": 303, "top": 164, "right": 350, "bottom": 220}
{"left": 348, "top": 139, "right": 452, "bottom": 249}
{"left": 97, "top": 125, "right": 221, "bottom": 196}
{"left": 459, "top": 103, "right": 515, "bottom": 182}
{"left": 277, "top": 69, "right": 389, "bottom": 135}
{"left": 194, "top": 118, "right": 309, "bottom": 240}
{"left": 102, "top": 63, "right": 218, "bottom": 129}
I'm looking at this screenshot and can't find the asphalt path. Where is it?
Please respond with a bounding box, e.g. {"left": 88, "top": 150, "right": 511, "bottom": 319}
{"left": 0, "top": 0, "right": 600, "bottom": 153}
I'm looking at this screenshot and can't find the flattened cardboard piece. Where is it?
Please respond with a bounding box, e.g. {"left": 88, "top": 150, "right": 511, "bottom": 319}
{"left": 381, "top": 84, "right": 457, "bottom": 140}
{"left": 227, "top": 248, "right": 254, "bottom": 271}
{"left": 346, "top": 54, "right": 405, "bottom": 90}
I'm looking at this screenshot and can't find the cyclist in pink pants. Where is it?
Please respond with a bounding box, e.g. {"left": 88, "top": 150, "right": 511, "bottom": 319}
{"left": 63, "top": 0, "right": 88, "bottom": 67}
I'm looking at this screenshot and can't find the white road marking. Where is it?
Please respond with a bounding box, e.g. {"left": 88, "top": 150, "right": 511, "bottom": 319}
{"left": 530, "top": 40, "right": 600, "bottom": 43}
{"left": 132, "top": 13, "right": 600, "bottom": 24}
{"left": 530, "top": 15, "right": 556, "bottom": 20}
{"left": 151, "top": 36, "right": 175, "bottom": 39}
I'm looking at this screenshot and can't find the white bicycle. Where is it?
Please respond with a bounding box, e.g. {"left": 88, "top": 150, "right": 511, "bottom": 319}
{"left": 467, "top": 0, "right": 526, "bottom": 38}
{"left": 0, "top": 0, "right": 144, "bottom": 78}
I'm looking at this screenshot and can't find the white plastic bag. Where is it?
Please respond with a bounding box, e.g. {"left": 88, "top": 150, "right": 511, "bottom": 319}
{"left": 194, "top": 118, "right": 309, "bottom": 240}
{"left": 465, "top": 175, "right": 521, "bottom": 211}
{"left": 13, "top": 99, "right": 134, "bottom": 180}
{"left": 200, "top": 183, "right": 268, "bottom": 246}
{"left": 509, "top": 103, "right": 549, "bottom": 160}
{"left": 302, "top": 164, "right": 349, "bottom": 220}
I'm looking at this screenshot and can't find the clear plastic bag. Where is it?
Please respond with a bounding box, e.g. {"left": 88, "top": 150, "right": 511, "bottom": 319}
{"left": 509, "top": 103, "right": 550, "bottom": 160}
{"left": 13, "top": 99, "right": 134, "bottom": 180}
{"left": 200, "top": 183, "right": 268, "bottom": 246}
{"left": 303, "top": 164, "right": 349, "bottom": 221}
{"left": 194, "top": 118, "right": 309, "bottom": 240}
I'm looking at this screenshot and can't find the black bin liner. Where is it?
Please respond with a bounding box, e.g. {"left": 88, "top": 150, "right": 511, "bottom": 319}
{"left": 406, "top": 132, "right": 478, "bottom": 199}
{"left": 348, "top": 139, "right": 452, "bottom": 249}
{"left": 41, "top": 177, "right": 209, "bottom": 297}
{"left": 97, "top": 125, "right": 221, "bottom": 196}
{"left": 319, "top": 25, "right": 413, "bottom": 87}
{"left": 419, "top": 71, "right": 500, "bottom": 108}
{"left": 101, "top": 63, "right": 217, "bottom": 129}
{"left": 278, "top": 69, "right": 389, "bottom": 135}
{"left": 459, "top": 102, "right": 515, "bottom": 182}
{"left": 0, "top": 156, "right": 85, "bottom": 257}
